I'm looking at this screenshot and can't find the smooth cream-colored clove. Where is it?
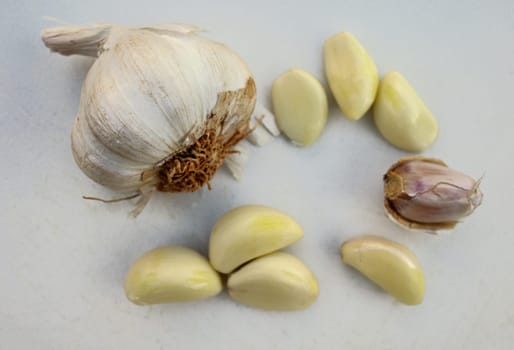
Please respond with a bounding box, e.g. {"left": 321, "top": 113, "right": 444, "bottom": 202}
{"left": 272, "top": 68, "right": 328, "bottom": 146}
{"left": 209, "top": 205, "right": 303, "bottom": 273}
{"left": 373, "top": 71, "right": 438, "bottom": 152}
{"left": 383, "top": 157, "right": 483, "bottom": 231}
{"left": 227, "top": 252, "right": 319, "bottom": 311}
{"left": 324, "top": 32, "right": 378, "bottom": 120}
{"left": 341, "top": 236, "right": 425, "bottom": 305}
{"left": 124, "top": 246, "right": 222, "bottom": 305}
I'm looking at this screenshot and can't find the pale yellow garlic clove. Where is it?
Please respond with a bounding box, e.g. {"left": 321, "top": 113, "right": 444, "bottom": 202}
{"left": 227, "top": 252, "right": 319, "bottom": 311}
{"left": 341, "top": 236, "right": 425, "bottom": 305}
{"left": 373, "top": 71, "right": 438, "bottom": 152}
{"left": 272, "top": 68, "right": 328, "bottom": 146}
{"left": 209, "top": 205, "right": 304, "bottom": 274}
{"left": 383, "top": 157, "right": 483, "bottom": 231}
{"left": 124, "top": 246, "right": 222, "bottom": 305}
{"left": 323, "top": 32, "right": 378, "bottom": 120}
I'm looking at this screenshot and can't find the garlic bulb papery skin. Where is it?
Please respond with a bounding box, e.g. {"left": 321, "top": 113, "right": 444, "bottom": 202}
{"left": 42, "top": 23, "right": 256, "bottom": 215}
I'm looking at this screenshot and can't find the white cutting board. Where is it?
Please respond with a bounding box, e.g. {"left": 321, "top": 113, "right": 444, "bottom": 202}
{"left": 1, "top": 0, "right": 513, "bottom": 349}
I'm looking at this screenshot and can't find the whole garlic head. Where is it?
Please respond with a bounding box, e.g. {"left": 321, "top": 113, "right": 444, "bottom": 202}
{"left": 42, "top": 23, "right": 256, "bottom": 214}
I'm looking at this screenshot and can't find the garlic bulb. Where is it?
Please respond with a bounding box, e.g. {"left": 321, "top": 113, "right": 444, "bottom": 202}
{"left": 42, "top": 23, "right": 256, "bottom": 214}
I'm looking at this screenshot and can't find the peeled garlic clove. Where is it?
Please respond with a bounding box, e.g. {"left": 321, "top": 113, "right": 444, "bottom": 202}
{"left": 373, "top": 71, "right": 438, "bottom": 152}
{"left": 384, "top": 157, "right": 483, "bottom": 231}
{"left": 323, "top": 32, "right": 378, "bottom": 120}
{"left": 124, "top": 246, "right": 222, "bottom": 305}
{"left": 272, "top": 68, "right": 328, "bottom": 146}
{"left": 209, "top": 205, "right": 304, "bottom": 274}
{"left": 341, "top": 236, "right": 425, "bottom": 305}
{"left": 227, "top": 252, "right": 319, "bottom": 311}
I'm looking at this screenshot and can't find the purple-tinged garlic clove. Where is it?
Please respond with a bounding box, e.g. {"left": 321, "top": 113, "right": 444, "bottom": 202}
{"left": 383, "top": 157, "right": 483, "bottom": 231}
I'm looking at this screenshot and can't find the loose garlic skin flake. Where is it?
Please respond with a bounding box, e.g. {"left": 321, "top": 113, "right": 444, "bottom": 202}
{"left": 324, "top": 32, "right": 378, "bottom": 120}
{"left": 341, "top": 236, "right": 425, "bottom": 305}
{"left": 272, "top": 69, "right": 328, "bottom": 146}
{"left": 124, "top": 246, "right": 222, "bottom": 305}
{"left": 209, "top": 205, "right": 304, "bottom": 274}
{"left": 227, "top": 252, "right": 319, "bottom": 311}
{"left": 374, "top": 71, "right": 438, "bottom": 152}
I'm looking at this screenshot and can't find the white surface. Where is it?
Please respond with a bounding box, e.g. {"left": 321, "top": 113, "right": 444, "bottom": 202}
{"left": 1, "top": 1, "right": 514, "bottom": 349}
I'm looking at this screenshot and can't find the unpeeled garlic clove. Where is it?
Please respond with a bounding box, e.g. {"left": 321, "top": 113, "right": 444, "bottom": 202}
{"left": 384, "top": 157, "right": 483, "bottom": 231}
{"left": 323, "top": 32, "right": 378, "bottom": 120}
{"left": 227, "top": 252, "right": 319, "bottom": 311}
{"left": 209, "top": 205, "right": 304, "bottom": 273}
{"left": 272, "top": 68, "right": 328, "bottom": 146}
{"left": 124, "top": 246, "right": 222, "bottom": 305}
{"left": 373, "top": 71, "right": 438, "bottom": 152}
{"left": 341, "top": 236, "right": 425, "bottom": 305}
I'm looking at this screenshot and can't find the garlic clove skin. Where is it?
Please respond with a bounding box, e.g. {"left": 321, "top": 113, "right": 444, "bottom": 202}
{"left": 373, "top": 71, "right": 438, "bottom": 152}
{"left": 384, "top": 157, "right": 483, "bottom": 231}
{"left": 251, "top": 103, "right": 281, "bottom": 137}
{"left": 41, "top": 23, "right": 113, "bottom": 57}
{"left": 124, "top": 246, "right": 223, "bottom": 305}
{"left": 43, "top": 24, "right": 256, "bottom": 214}
{"left": 223, "top": 144, "right": 248, "bottom": 180}
{"left": 246, "top": 126, "right": 274, "bottom": 146}
{"left": 227, "top": 252, "right": 319, "bottom": 311}
{"left": 247, "top": 104, "right": 280, "bottom": 146}
{"left": 323, "top": 32, "right": 378, "bottom": 120}
{"left": 209, "top": 205, "right": 304, "bottom": 274}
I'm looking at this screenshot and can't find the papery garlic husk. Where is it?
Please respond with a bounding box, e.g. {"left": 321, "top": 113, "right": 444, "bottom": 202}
{"left": 42, "top": 23, "right": 256, "bottom": 215}
{"left": 383, "top": 157, "right": 483, "bottom": 231}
